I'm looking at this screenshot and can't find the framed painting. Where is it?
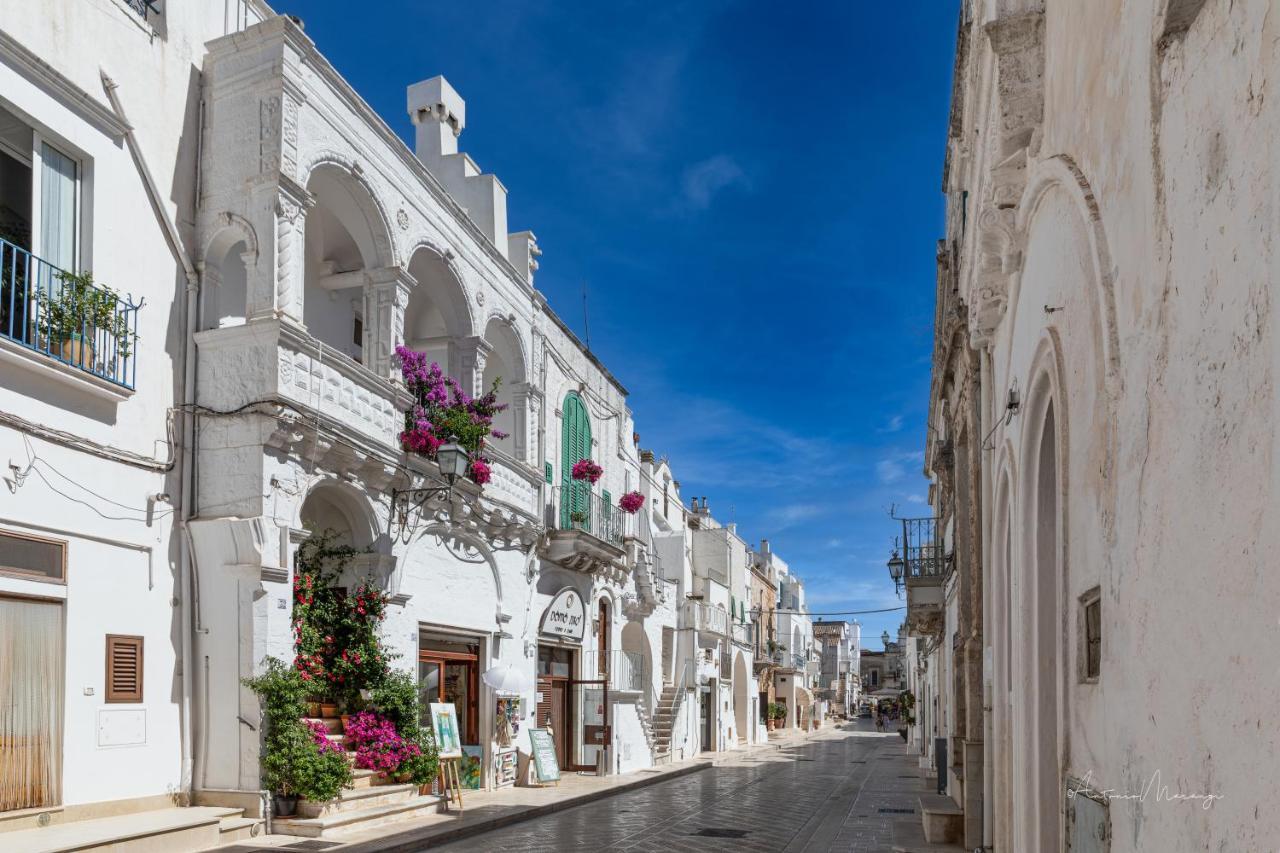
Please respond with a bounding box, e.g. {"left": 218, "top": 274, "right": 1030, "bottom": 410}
{"left": 430, "top": 702, "right": 463, "bottom": 758}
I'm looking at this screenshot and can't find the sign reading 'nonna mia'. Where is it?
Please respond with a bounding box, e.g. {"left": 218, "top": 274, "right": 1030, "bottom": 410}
{"left": 539, "top": 587, "right": 586, "bottom": 642}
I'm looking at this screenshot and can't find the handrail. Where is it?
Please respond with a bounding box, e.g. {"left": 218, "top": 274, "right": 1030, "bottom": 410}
{"left": 553, "top": 484, "right": 623, "bottom": 546}
{"left": 1, "top": 238, "right": 140, "bottom": 389}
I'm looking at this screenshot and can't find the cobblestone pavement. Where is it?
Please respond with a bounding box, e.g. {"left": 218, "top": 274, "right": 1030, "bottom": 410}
{"left": 430, "top": 721, "right": 946, "bottom": 853}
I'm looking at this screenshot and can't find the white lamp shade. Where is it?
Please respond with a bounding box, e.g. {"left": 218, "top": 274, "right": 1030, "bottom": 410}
{"left": 437, "top": 441, "right": 469, "bottom": 479}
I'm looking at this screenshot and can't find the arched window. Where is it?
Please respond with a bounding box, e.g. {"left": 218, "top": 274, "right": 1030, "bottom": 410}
{"left": 560, "top": 392, "right": 592, "bottom": 528}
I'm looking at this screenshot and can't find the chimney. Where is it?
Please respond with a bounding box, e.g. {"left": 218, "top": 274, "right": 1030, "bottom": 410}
{"left": 761, "top": 538, "right": 771, "bottom": 554}
{"left": 407, "top": 76, "right": 510, "bottom": 257}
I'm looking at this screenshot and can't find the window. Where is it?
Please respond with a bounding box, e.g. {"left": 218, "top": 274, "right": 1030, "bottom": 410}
{"left": 0, "top": 104, "right": 79, "bottom": 269}
{"left": 1080, "top": 588, "right": 1101, "bottom": 682}
{"left": 545, "top": 462, "right": 553, "bottom": 484}
{"left": 106, "top": 635, "right": 144, "bottom": 702}
{"left": 0, "top": 529, "right": 66, "bottom": 583}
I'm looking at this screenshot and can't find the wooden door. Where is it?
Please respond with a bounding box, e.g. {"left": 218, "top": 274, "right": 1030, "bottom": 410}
{"left": 549, "top": 681, "right": 568, "bottom": 770}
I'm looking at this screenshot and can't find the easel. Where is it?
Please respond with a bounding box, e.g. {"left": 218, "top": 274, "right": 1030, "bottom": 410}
{"left": 439, "top": 754, "right": 464, "bottom": 811}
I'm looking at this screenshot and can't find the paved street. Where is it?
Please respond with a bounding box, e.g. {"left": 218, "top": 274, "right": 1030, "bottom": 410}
{"left": 430, "top": 721, "right": 945, "bottom": 853}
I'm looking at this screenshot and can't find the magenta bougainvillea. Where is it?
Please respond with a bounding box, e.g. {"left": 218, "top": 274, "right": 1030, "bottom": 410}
{"left": 618, "top": 490, "right": 645, "bottom": 514}
{"left": 304, "top": 718, "right": 345, "bottom": 755}
{"left": 343, "top": 711, "right": 423, "bottom": 773}
{"left": 571, "top": 458, "right": 603, "bottom": 484}
{"left": 394, "top": 345, "right": 506, "bottom": 485}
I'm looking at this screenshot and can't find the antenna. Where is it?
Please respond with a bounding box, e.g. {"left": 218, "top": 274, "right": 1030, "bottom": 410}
{"left": 581, "top": 280, "right": 591, "bottom": 350}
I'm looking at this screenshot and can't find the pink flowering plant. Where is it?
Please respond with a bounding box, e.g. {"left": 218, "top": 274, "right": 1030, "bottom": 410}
{"left": 618, "top": 490, "right": 645, "bottom": 514}
{"left": 304, "top": 718, "right": 344, "bottom": 755}
{"left": 394, "top": 346, "right": 506, "bottom": 485}
{"left": 343, "top": 711, "right": 423, "bottom": 773}
{"left": 571, "top": 458, "right": 603, "bottom": 484}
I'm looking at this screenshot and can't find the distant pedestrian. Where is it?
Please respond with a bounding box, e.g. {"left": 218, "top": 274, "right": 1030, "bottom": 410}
{"left": 875, "top": 712, "right": 884, "bottom": 733}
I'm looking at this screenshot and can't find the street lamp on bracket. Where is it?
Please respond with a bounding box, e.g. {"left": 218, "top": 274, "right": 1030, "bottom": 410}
{"left": 887, "top": 549, "right": 905, "bottom": 593}
{"left": 389, "top": 440, "right": 469, "bottom": 544}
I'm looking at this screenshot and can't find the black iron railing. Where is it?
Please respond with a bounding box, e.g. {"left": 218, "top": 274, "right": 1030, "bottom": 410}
{"left": 902, "top": 517, "right": 945, "bottom": 581}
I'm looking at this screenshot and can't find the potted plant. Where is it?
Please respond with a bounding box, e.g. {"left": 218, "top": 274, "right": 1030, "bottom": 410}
{"left": 367, "top": 670, "right": 440, "bottom": 792}
{"left": 569, "top": 509, "right": 588, "bottom": 525}
{"left": 243, "top": 658, "right": 352, "bottom": 817}
{"left": 36, "top": 269, "right": 133, "bottom": 369}
{"left": 767, "top": 702, "right": 787, "bottom": 730}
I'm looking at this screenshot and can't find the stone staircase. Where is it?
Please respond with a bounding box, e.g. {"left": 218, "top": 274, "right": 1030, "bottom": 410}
{"left": 271, "top": 715, "right": 442, "bottom": 839}
{"left": 649, "top": 683, "right": 684, "bottom": 764}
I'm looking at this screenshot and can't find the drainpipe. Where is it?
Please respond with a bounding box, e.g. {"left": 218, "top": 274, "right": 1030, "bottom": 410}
{"left": 979, "top": 347, "right": 994, "bottom": 850}
{"left": 100, "top": 70, "right": 203, "bottom": 802}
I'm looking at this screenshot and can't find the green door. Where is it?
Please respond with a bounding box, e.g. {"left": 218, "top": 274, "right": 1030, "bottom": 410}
{"left": 560, "top": 392, "right": 593, "bottom": 529}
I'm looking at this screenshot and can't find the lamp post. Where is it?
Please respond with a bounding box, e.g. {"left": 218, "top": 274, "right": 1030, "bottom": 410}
{"left": 881, "top": 630, "right": 891, "bottom": 649}
{"left": 389, "top": 439, "right": 471, "bottom": 543}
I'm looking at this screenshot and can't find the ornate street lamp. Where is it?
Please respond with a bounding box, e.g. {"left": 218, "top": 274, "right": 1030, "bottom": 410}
{"left": 881, "top": 630, "right": 891, "bottom": 649}
{"left": 887, "top": 549, "right": 905, "bottom": 592}
{"left": 389, "top": 439, "right": 470, "bottom": 543}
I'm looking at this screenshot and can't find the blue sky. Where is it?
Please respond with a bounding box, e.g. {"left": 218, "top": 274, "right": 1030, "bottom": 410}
{"left": 282, "top": 0, "right": 957, "bottom": 650}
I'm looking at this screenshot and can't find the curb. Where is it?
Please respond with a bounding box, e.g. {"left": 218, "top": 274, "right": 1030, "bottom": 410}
{"left": 338, "top": 760, "right": 715, "bottom": 852}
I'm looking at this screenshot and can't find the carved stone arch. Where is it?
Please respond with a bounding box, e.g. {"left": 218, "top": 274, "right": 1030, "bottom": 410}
{"left": 295, "top": 477, "right": 384, "bottom": 552}
{"left": 1013, "top": 329, "right": 1069, "bottom": 851}
{"left": 300, "top": 151, "right": 398, "bottom": 269}
{"left": 1015, "top": 154, "right": 1122, "bottom": 391}
{"left": 201, "top": 211, "right": 260, "bottom": 266}
{"left": 484, "top": 310, "right": 530, "bottom": 381}
{"left": 414, "top": 521, "right": 505, "bottom": 622}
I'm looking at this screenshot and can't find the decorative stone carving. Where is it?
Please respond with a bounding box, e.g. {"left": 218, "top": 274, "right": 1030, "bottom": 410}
{"left": 274, "top": 183, "right": 313, "bottom": 322}
{"left": 259, "top": 96, "right": 281, "bottom": 174}
{"left": 970, "top": 148, "right": 1029, "bottom": 348}
{"left": 396, "top": 208, "right": 409, "bottom": 230}
{"left": 365, "top": 267, "right": 415, "bottom": 379}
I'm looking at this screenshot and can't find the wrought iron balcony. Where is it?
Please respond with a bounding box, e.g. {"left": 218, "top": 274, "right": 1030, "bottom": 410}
{"left": 1, "top": 239, "right": 140, "bottom": 391}
{"left": 540, "top": 486, "right": 625, "bottom": 576}
{"left": 123, "top": 0, "right": 160, "bottom": 18}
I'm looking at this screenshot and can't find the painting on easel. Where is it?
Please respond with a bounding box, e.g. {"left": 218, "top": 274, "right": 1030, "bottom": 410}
{"left": 430, "top": 702, "right": 463, "bottom": 758}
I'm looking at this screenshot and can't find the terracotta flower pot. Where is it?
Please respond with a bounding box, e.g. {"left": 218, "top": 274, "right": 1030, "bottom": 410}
{"left": 58, "top": 334, "right": 93, "bottom": 368}
{"left": 320, "top": 703, "right": 338, "bottom": 717}
{"left": 306, "top": 701, "right": 322, "bottom": 717}
{"left": 340, "top": 714, "right": 352, "bottom": 732}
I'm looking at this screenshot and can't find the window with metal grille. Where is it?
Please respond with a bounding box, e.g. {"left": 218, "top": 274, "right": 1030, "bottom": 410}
{"left": 0, "top": 529, "right": 66, "bottom": 583}
{"left": 106, "top": 635, "right": 143, "bottom": 702}
{"left": 1080, "top": 588, "right": 1101, "bottom": 682}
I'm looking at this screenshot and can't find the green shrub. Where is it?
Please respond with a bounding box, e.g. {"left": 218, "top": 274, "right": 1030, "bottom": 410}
{"left": 768, "top": 702, "right": 787, "bottom": 721}
{"left": 243, "top": 657, "right": 353, "bottom": 801}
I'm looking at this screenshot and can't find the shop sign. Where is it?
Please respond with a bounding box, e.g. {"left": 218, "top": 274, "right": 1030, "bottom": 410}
{"left": 539, "top": 587, "right": 586, "bottom": 642}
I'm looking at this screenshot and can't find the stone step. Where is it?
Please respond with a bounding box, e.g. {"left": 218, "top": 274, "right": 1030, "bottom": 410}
{"left": 297, "top": 783, "right": 418, "bottom": 818}
{"left": 349, "top": 768, "right": 392, "bottom": 789}
{"left": 273, "top": 794, "right": 442, "bottom": 839}
{"left": 0, "top": 806, "right": 245, "bottom": 853}
{"left": 305, "top": 716, "right": 343, "bottom": 734}
{"left": 919, "top": 794, "right": 964, "bottom": 845}
{"left": 217, "top": 815, "right": 263, "bottom": 844}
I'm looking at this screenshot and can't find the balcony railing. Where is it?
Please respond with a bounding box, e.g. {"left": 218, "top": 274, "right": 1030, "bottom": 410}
{"left": 557, "top": 485, "right": 623, "bottom": 546}
{"left": 1, "top": 239, "right": 140, "bottom": 390}
{"left": 792, "top": 653, "right": 805, "bottom": 671}
{"left": 681, "top": 600, "right": 730, "bottom": 637}
{"left": 582, "top": 649, "right": 647, "bottom": 692}
{"left": 731, "top": 621, "right": 754, "bottom": 647}
{"left": 123, "top": 0, "right": 160, "bottom": 18}
{"left": 902, "top": 517, "right": 945, "bottom": 581}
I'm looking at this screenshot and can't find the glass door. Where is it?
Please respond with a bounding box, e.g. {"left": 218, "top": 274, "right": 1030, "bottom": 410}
{"left": 570, "top": 678, "right": 608, "bottom": 771}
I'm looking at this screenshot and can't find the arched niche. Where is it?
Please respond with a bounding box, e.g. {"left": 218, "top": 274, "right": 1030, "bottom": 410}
{"left": 200, "top": 217, "right": 258, "bottom": 330}
{"left": 403, "top": 245, "right": 474, "bottom": 379}
{"left": 302, "top": 163, "right": 394, "bottom": 363}
{"left": 481, "top": 316, "right": 527, "bottom": 460}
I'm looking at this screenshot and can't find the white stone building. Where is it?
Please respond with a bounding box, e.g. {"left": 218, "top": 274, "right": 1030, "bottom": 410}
{"left": 0, "top": 0, "right": 276, "bottom": 842}
{"left": 900, "top": 1, "right": 1280, "bottom": 850}
{"left": 813, "top": 619, "right": 860, "bottom": 718}
{"left": 0, "top": 1, "right": 711, "bottom": 843}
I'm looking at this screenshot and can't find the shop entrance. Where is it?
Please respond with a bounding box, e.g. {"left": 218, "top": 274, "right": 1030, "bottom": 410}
{"left": 536, "top": 644, "right": 610, "bottom": 772}
{"left": 418, "top": 632, "right": 480, "bottom": 752}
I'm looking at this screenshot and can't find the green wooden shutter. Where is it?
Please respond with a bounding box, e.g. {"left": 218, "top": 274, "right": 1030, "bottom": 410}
{"left": 731, "top": 596, "right": 736, "bottom": 623}
{"left": 545, "top": 462, "right": 553, "bottom": 483}
{"left": 561, "top": 393, "right": 592, "bottom": 529}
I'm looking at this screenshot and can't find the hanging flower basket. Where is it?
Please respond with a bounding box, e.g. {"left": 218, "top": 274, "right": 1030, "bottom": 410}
{"left": 571, "top": 459, "right": 603, "bottom": 484}
{"left": 469, "top": 459, "right": 492, "bottom": 485}
{"left": 618, "top": 490, "right": 645, "bottom": 514}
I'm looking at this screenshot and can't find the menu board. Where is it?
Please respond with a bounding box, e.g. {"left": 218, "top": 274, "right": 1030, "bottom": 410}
{"left": 527, "top": 728, "right": 560, "bottom": 783}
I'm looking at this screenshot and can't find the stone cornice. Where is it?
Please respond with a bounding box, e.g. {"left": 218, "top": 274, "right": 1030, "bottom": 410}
{"left": 0, "top": 29, "right": 131, "bottom": 138}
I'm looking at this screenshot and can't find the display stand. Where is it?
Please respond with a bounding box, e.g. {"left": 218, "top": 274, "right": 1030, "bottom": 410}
{"left": 439, "top": 756, "right": 464, "bottom": 811}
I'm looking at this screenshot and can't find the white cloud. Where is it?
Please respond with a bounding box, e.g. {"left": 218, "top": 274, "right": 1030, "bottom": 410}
{"left": 680, "top": 154, "right": 749, "bottom": 210}
{"left": 878, "top": 414, "right": 904, "bottom": 433}
{"left": 906, "top": 493, "right": 926, "bottom": 504}
{"left": 876, "top": 457, "right": 905, "bottom": 484}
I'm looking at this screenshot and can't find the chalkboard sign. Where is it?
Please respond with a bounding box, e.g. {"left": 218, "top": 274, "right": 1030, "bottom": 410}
{"left": 528, "top": 728, "right": 560, "bottom": 783}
